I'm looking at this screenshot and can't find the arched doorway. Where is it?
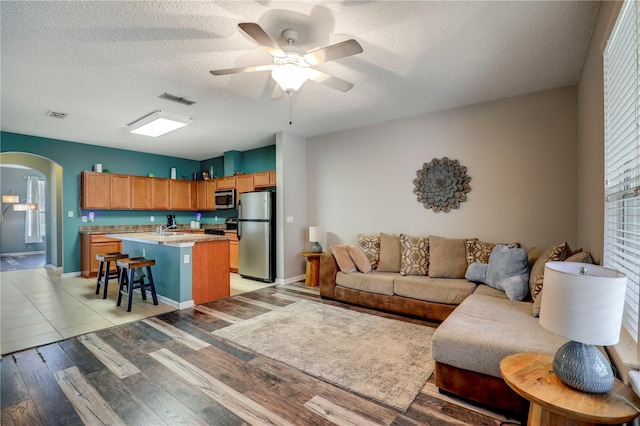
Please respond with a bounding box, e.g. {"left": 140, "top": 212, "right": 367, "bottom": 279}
{"left": 0, "top": 153, "right": 63, "bottom": 269}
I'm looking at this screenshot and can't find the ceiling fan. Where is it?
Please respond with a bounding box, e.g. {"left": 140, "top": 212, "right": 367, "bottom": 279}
{"left": 210, "top": 23, "right": 363, "bottom": 97}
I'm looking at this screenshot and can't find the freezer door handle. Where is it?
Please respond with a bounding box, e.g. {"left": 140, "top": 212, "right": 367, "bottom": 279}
{"left": 237, "top": 200, "right": 242, "bottom": 241}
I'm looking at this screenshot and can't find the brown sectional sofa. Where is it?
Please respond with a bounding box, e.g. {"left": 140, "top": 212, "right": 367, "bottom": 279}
{"left": 319, "top": 235, "right": 587, "bottom": 418}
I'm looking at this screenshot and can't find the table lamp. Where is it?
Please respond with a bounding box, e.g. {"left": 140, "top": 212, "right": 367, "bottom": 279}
{"left": 309, "top": 226, "right": 324, "bottom": 253}
{"left": 539, "top": 261, "right": 627, "bottom": 393}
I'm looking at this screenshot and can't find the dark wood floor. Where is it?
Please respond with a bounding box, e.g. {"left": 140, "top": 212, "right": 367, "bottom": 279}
{"left": 1, "top": 283, "right": 518, "bottom": 425}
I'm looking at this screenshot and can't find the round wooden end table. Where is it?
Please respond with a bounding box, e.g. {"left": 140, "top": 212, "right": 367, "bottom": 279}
{"left": 500, "top": 353, "right": 640, "bottom": 426}
{"left": 300, "top": 251, "right": 323, "bottom": 287}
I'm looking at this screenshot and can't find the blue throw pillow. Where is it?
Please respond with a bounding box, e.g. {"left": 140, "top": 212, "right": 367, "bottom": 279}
{"left": 485, "top": 244, "right": 530, "bottom": 300}
{"left": 465, "top": 263, "right": 488, "bottom": 283}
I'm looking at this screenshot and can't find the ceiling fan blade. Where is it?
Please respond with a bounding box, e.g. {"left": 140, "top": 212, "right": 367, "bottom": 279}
{"left": 308, "top": 69, "right": 354, "bottom": 92}
{"left": 303, "top": 39, "right": 363, "bottom": 65}
{"left": 210, "top": 65, "right": 273, "bottom": 75}
{"left": 238, "top": 23, "right": 285, "bottom": 57}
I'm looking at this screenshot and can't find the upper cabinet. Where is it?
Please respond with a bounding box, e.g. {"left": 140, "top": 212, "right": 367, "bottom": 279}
{"left": 253, "top": 170, "right": 276, "bottom": 188}
{"left": 80, "top": 170, "right": 276, "bottom": 211}
{"left": 109, "top": 174, "right": 131, "bottom": 209}
{"left": 216, "top": 176, "right": 236, "bottom": 190}
{"left": 131, "top": 176, "right": 152, "bottom": 209}
{"left": 81, "top": 172, "right": 110, "bottom": 209}
{"left": 236, "top": 174, "right": 254, "bottom": 194}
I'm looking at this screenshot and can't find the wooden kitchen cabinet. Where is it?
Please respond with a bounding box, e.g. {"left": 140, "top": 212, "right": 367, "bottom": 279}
{"left": 81, "top": 172, "right": 110, "bottom": 209}
{"left": 109, "top": 174, "right": 131, "bottom": 209}
{"left": 205, "top": 180, "right": 216, "bottom": 210}
{"left": 81, "top": 233, "right": 122, "bottom": 278}
{"left": 253, "top": 170, "right": 277, "bottom": 188}
{"left": 235, "top": 174, "right": 254, "bottom": 194}
{"left": 195, "top": 181, "right": 208, "bottom": 210}
{"left": 131, "top": 176, "right": 152, "bottom": 209}
{"left": 169, "top": 180, "right": 191, "bottom": 210}
{"left": 216, "top": 176, "right": 236, "bottom": 190}
{"left": 151, "top": 178, "right": 170, "bottom": 210}
{"left": 226, "top": 231, "right": 238, "bottom": 272}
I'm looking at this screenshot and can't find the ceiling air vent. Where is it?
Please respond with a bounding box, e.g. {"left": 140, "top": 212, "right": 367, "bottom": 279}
{"left": 159, "top": 92, "right": 196, "bottom": 106}
{"left": 46, "top": 110, "right": 67, "bottom": 119}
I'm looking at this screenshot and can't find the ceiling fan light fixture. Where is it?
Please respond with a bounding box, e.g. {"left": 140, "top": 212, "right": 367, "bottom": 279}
{"left": 271, "top": 64, "right": 311, "bottom": 93}
{"left": 126, "top": 110, "right": 192, "bottom": 138}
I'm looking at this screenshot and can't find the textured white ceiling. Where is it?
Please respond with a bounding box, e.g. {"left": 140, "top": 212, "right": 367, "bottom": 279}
{"left": 0, "top": 1, "right": 600, "bottom": 161}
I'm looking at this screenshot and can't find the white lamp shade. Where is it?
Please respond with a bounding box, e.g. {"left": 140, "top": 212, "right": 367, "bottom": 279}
{"left": 2, "top": 195, "right": 19, "bottom": 203}
{"left": 539, "top": 261, "right": 627, "bottom": 346}
{"left": 309, "top": 226, "right": 323, "bottom": 243}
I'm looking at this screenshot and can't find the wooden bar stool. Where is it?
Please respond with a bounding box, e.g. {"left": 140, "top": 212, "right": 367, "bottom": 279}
{"left": 116, "top": 257, "right": 158, "bottom": 312}
{"left": 95, "top": 252, "right": 128, "bottom": 299}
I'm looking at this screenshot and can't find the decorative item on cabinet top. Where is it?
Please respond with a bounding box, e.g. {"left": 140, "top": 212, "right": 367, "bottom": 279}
{"left": 80, "top": 170, "right": 276, "bottom": 210}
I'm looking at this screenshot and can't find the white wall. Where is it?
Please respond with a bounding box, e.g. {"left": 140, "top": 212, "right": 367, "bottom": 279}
{"left": 577, "top": 1, "right": 622, "bottom": 263}
{"left": 276, "top": 131, "right": 307, "bottom": 282}
{"left": 306, "top": 86, "right": 578, "bottom": 251}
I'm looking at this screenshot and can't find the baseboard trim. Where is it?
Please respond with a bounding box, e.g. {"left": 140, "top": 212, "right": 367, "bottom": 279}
{"left": 276, "top": 274, "right": 305, "bottom": 285}
{"left": 61, "top": 271, "right": 82, "bottom": 278}
{"left": 0, "top": 251, "right": 45, "bottom": 257}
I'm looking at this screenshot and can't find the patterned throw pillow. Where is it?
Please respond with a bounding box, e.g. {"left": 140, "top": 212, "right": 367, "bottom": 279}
{"left": 357, "top": 234, "right": 380, "bottom": 270}
{"left": 529, "top": 242, "right": 573, "bottom": 316}
{"left": 564, "top": 251, "right": 594, "bottom": 264}
{"left": 400, "top": 234, "right": 429, "bottom": 276}
{"left": 465, "top": 239, "right": 493, "bottom": 264}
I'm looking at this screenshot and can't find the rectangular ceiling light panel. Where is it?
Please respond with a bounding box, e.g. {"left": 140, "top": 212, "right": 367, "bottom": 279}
{"left": 126, "top": 110, "right": 193, "bottom": 137}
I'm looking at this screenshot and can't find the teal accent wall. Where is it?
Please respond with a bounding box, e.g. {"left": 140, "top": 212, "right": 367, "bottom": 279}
{"left": 223, "top": 150, "right": 242, "bottom": 176}
{"left": 241, "top": 145, "right": 276, "bottom": 173}
{"left": 1, "top": 131, "right": 276, "bottom": 274}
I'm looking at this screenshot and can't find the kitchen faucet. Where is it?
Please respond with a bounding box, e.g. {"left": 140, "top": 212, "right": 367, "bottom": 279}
{"left": 157, "top": 224, "right": 177, "bottom": 236}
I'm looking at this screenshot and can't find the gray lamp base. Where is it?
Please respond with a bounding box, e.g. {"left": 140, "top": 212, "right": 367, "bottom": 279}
{"left": 311, "top": 242, "right": 323, "bottom": 253}
{"left": 552, "top": 341, "right": 614, "bottom": 393}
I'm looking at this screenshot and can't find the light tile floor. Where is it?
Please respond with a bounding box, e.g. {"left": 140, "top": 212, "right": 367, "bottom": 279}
{"left": 1, "top": 267, "right": 275, "bottom": 355}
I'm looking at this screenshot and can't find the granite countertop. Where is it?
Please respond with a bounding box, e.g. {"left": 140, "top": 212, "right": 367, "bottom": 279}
{"left": 79, "top": 224, "right": 225, "bottom": 235}
{"left": 106, "top": 232, "right": 229, "bottom": 246}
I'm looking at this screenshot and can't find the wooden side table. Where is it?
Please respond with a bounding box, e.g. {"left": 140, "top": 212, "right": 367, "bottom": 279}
{"left": 500, "top": 353, "right": 640, "bottom": 426}
{"left": 300, "top": 252, "right": 323, "bottom": 287}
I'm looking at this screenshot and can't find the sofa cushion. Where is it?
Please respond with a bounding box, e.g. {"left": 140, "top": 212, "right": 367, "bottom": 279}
{"left": 336, "top": 271, "right": 396, "bottom": 296}
{"left": 348, "top": 245, "right": 372, "bottom": 273}
{"left": 358, "top": 234, "right": 380, "bottom": 270}
{"left": 530, "top": 242, "right": 573, "bottom": 316}
{"left": 428, "top": 236, "right": 468, "bottom": 278}
{"left": 432, "top": 294, "right": 567, "bottom": 378}
{"left": 465, "top": 239, "right": 494, "bottom": 264}
{"left": 400, "top": 234, "right": 429, "bottom": 276}
{"left": 377, "top": 233, "right": 401, "bottom": 272}
{"left": 394, "top": 276, "right": 476, "bottom": 305}
{"left": 473, "top": 284, "right": 509, "bottom": 299}
{"left": 331, "top": 245, "right": 357, "bottom": 273}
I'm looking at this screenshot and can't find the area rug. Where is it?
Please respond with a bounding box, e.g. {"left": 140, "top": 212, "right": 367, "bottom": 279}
{"left": 212, "top": 300, "right": 435, "bottom": 411}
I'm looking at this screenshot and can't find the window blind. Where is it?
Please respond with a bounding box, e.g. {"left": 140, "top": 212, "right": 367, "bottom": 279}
{"left": 604, "top": 0, "right": 640, "bottom": 344}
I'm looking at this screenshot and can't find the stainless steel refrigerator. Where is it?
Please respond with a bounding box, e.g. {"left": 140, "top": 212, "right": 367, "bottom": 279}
{"left": 237, "top": 191, "right": 275, "bottom": 282}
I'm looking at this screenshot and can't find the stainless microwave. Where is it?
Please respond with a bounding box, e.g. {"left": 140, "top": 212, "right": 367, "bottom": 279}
{"left": 214, "top": 189, "right": 235, "bottom": 209}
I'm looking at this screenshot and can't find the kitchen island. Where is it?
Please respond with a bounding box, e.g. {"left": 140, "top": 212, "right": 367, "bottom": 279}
{"left": 106, "top": 232, "right": 230, "bottom": 308}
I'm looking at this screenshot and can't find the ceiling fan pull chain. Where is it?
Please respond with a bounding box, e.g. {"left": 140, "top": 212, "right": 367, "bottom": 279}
{"left": 288, "top": 91, "right": 293, "bottom": 125}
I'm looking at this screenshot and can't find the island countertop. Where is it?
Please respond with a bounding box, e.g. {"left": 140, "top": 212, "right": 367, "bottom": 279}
{"left": 106, "top": 232, "right": 229, "bottom": 247}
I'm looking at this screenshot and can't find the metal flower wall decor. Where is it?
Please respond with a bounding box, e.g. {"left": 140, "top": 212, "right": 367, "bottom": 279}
{"left": 413, "top": 157, "right": 471, "bottom": 212}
